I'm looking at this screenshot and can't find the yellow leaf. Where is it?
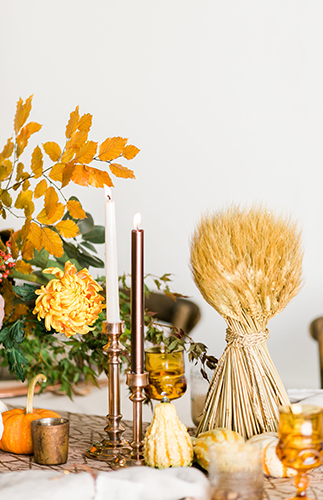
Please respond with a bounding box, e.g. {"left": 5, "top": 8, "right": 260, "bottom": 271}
{"left": 31, "top": 145, "right": 43, "bottom": 179}
{"left": 0, "top": 190, "right": 12, "bottom": 207}
{"left": 15, "top": 190, "right": 34, "bottom": 216}
{"left": 14, "top": 260, "right": 34, "bottom": 275}
{"left": 49, "top": 162, "right": 65, "bottom": 182}
{"left": 74, "top": 140, "right": 97, "bottom": 164}
{"left": 37, "top": 202, "right": 65, "bottom": 224}
{"left": 14, "top": 95, "right": 33, "bottom": 135}
{"left": 41, "top": 227, "right": 63, "bottom": 257}
{"left": 122, "top": 144, "right": 140, "bottom": 160}
{"left": 71, "top": 164, "right": 90, "bottom": 186}
{"left": 26, "top": 222, "right": 42, "bottom": 252}
{"left": 55, "top": 219, "right": 80, "bottom": 238}
{"left": 43, "top": 142, "right": 62, "bottom": 162}
{"left": 11, "top": 303, "right": 30, "bottom": 322}
{"left": 21, "top": 239, "right": 35, "bottom": 260}
{"left": 65, "top": 106, "right": 79, "bottom": 139}
{"left": 77, "top": 113, "right": 92, "bottom": 132}
{"left": 87, "top": 166, "right": 114, "bottom": 188}
{"left": 44, "top": 186, "right": 59, "bottom": 218}
{"left": 25, "top": 122, "right": 42, "bottom": 135}
{"left": 0, "top": 160, "right": 13, "bottom": 181}
{"left": 34, "top": 179, "right": 48, "bottom": 199}
{"left": 66, "top": 130, "right": 88, "bottom": 151}
{"left": 61, "top": 162, "right": 76, "bottom": 188}
{"left": 22, "top": 179, "right": 31, "bottom": 191}
{"left": 16, "top": 162, "right": 25, "bottom": 181}
{"left": 66, "top": 199, "right": 86, "bottom": 219}
{"left": 1, "top": 138, "right": 14, "bottom": 159}
{"left": 61, "top": 148, "right": 75, "bottom": 163}
{"left": 10, "top": 233, "right": 19, "bottom": 259}
{"left": 98, "top": 137, "right": 128, "bottom": 161}
{"left": 110, "top": 163, "right": 136, "bottom": 180}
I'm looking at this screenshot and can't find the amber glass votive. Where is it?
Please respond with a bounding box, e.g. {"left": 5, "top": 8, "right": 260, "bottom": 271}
{"left": 144, "top": 346, "right": 187, "bottom": 401}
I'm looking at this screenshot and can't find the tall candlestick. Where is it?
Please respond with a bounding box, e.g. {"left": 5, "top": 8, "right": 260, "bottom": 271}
{"left": 131, "top": 213, "right": 144, "bottom": 374}
{"left": 105, "top": 187, "right": 120, "bottom": 323}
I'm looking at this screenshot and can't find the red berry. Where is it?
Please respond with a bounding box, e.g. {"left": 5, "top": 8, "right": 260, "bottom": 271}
{"left": 6, "top": 241, "right": 11, "bottom": 247}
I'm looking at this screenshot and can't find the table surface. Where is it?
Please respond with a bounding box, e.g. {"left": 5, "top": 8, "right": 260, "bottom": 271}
{"left": 0, "top": 410, "right": 323, "bottom": 500}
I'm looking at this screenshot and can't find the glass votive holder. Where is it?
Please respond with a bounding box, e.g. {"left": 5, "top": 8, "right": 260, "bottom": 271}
{"left": 144, "top": 346, "right": 187, "bottom": 401}
{"left": 31, "top": 417, "right": 70, "bottom": 465}
{"left": 190, "top": 364, "right": 213, "bottom": 427}
{"left": 209, "top": 441, "right": 263, "bottom": 500}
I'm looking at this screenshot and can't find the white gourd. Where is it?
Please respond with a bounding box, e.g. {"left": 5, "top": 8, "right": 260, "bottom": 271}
{"left": 192, "top": 428, "right": 245, "bottom": 471}
{"left": 248, "top": 432, "right": 297, "bottom": 478}
{"left": 143, "top": 401, "right": 193, "bottom": 469}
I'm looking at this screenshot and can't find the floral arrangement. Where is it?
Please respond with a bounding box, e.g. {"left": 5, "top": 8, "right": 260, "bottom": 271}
{"left": 0, "top": 97, "right": 216, "bottom": 397}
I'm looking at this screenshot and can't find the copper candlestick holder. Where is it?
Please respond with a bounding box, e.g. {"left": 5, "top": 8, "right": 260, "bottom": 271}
{"left": 85, "top": 321, "right": 131, "bottom": 461}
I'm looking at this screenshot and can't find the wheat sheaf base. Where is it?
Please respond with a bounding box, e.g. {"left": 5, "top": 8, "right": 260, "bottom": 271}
{"left": 196, "top": 328, "right": 290, "bottom": 440}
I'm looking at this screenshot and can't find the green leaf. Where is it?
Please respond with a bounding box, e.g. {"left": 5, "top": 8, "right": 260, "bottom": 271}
{"left": 26, "top": 248, "right": 49, "bottom": 269}
{"left": 13, "top": 283, "right": 38, "bottom": 302}
{"left": 83, "top": 225, "right": 105, "bottom": 244}
{"left": 79, "top": 240, "right": 97, "bottom": 253}
{"left": 63, "top": 241, "right": 79, "bottom": 259}
{"left": 12, "top": 269, "right": 47, "bottom": 284}
{"left": 77, "top": 212, "right": 94, "bottom": 235}
{"left": 6, "top": 347, "right": 27, "bottom": 381}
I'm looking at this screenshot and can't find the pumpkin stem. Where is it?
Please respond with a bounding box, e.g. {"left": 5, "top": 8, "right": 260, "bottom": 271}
{"left": 26, "top": 373, "right": 47, "bottom": 414}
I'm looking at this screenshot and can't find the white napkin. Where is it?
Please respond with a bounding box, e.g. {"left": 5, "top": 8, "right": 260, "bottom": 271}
{"left": 0, "top": 467, "right": 210, "bottom": 500}
{"left": 96, "top": 466, "right": 210, "bottom": 500}
{"left": 0, "top": 471, "right": 95, "bottom": 500}
{"left": 287, "top": 388, "right": 323, "bottom": 406}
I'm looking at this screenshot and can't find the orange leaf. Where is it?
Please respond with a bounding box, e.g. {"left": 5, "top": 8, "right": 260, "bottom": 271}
{"left": 44, "top": 186, "right": 59, "bottom": 218}
{"left": 122, "top": 144, "right": 140, "bottom": 160}
{"left": 41, "top": 227, "right": 64, "bottom": 257}
{"left": 0, "top": 160, "right": 13, "bottom": 181}
{"left": 14, "top": 95, "right": 33, "bottom": 135}
{"left": 31, "top": 145, "right": 43, "bottom": 179}
{"left": 34, "top": 179, "right": 48, "bottom": 199}
{"left": 66, "top": 130, "right": 88, "bottom": 151}
{"left": 14, "top": 190, "right": 35, "bottom": 216}
{"left": 15, "top": 260, "right": 34, "bottom": 275}
{"left": 65, "top": 106, "right": 79, "bottom": 139}
{"left": 49, "top": 162, "right": 65, "bottom": 182}
{"left": 71, "top": 164, "right": 90, "bottom": 186}
{"left": 74, "top": 140, "right": 97, "bottom": 164}
{"left": 98, "top": 137, "right": 128, "bottom": 161}
{"left": 66, "top": 199, "right": 86, "bottom": 219}
{"left": 37, "top": 202, "right": 65, "bottom": 225}
{"left": 43, "top": 142, "right": 62, "bottom": 162}
{"left": 61, "top": 148, "right": 75, "bottom": 163}
{"left": 87, "top": 166, "right": 114, "bottom": 188}
{"left": 110, "top": 163, "right": 135, "bottom": 179}
{"left": 26, "top": 222, "right": 42, "bottom": 252}
{"left": 21, "top": 240, "right": 35, "bottom": 260}
{"left": 77, "top": 113, "right": 92, "bottom": 132}
{"left": 61, "top": 162, "right": 76, "bottom": 188}
{"left": 1, "top": 139, "right": 14, "bottom": 159}
{"left": 55, "top": 219, "right": 80, "bottom": 238}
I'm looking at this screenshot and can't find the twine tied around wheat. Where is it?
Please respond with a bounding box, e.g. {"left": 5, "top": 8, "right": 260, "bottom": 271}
{"left": 197, "top": 325, "right": 289, "bottom": 439}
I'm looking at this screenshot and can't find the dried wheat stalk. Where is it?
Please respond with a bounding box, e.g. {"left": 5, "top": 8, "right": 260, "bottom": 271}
{"left": 190, "top": 204, "right": 303, "bottom": 439}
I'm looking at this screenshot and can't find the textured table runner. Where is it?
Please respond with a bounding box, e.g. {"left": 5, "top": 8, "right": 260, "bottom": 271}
{"left": 0, "top": 411, "right": 323, "bottom": 499}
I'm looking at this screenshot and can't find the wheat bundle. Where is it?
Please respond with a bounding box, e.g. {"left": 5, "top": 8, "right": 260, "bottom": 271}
{"left": 190, "top": 204, "right": 303, "bottom": 439}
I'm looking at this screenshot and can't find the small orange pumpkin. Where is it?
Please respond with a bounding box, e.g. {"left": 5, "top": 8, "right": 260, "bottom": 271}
{"left": 0, "top": 374, "right": 61, "bottom": 455}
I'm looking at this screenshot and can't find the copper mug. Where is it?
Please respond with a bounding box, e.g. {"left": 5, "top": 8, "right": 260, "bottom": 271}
{"left": 31, "top": 417, "right": 69, "bottom": 465}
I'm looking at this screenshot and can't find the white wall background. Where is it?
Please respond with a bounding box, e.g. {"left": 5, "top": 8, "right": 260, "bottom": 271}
{"left": 0, "top": 0, "right": 322, "bottom": 390}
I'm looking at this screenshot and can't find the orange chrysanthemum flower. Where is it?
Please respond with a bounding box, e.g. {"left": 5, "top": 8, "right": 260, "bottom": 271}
{"left": 33, "top": 261, "right": 104, "bottom": 338}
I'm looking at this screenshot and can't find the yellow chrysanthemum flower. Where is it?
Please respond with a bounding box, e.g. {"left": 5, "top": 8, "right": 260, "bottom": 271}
{"left": 33, "top": 261, "right": 105, "bottom": 338}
